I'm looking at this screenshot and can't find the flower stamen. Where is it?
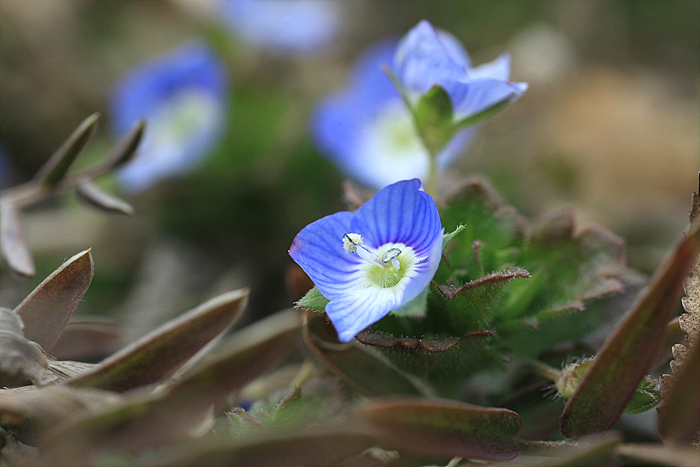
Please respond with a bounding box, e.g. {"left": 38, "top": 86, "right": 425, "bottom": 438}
{"left": 343, "top": 233, "right": 387, "bottom": 268}
{"left": 382, "top": 248, "right": 402, "bottom": 269}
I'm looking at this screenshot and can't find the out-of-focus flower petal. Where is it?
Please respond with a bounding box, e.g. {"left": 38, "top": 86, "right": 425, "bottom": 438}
{"left": 110, "top": 42, "right": 228, "bottom": 192}
{"left": 218, "top": 0, "right": 341, "bottom": 54}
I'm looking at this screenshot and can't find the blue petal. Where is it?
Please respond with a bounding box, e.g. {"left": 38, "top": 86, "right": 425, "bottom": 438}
{"left": 351, "top": 179, "right": 442, "bottom": 254}
{"left": 445, "top": 78, "right": 527, "bottom": 119}
{"left": 111, "top": 42, "right": 227, "bottom": 137}
{"left": 400, "top": 228, "right": 444, "bottom": 304}
{"left": 219, "top": 0, "right": 340, "bottom": 54}
{"left": 326, "top": 288, "right": 398, "bottom": 342}
{"left": 289, "top": 211, "right": 363, "bottom": 300}
{"left": 467, "top": 53, "right": 511, "bottom": 81}
{"left": 393, "top": 20, "right": 466, "bottom": 95}
{"left": 435, "top": 30, "right": 471, "bottom": 69}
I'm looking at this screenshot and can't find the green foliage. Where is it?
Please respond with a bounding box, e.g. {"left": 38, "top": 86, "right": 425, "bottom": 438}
{"left": 357, "top": 179, "right": 626, "bottom": 390}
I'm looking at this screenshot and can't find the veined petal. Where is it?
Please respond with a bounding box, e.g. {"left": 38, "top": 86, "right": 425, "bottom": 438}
{"left": 435, "top": 30, "right": 471, "bottom": 69}
{"left": 467, "top": 52, "right": 511, "bottom": 81}
{"left": 289, "top": 211, "right": 363, "bottom": 300}
{"left": 351, "top": 179, "right": 441, "bottom": 252}
{"left": 326, "top": 287, "right": 399, "bottom": 342}
{"left": 446, "top": 78, "right": 527, "bottom": 119}
{"left": 400, "top": 228, "right": 444, "bottom": 304}
{"left": 393, "top": 20, "right": 466, "bottom": 95}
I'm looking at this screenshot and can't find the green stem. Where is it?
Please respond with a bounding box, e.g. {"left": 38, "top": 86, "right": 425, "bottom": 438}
{"left": 425, "top": 147, "right": 440, "bottom": 200}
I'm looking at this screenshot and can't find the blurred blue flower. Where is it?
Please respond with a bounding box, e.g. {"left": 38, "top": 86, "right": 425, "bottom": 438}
{"left": 395, "top": 20, "right": 528, "bottom": 120}
{"left": 313, "top": 22, "right": 527, "bottom": 189}
{"left": 289, "top": 179, "right": 443, "bottom": 342}
{"left": 111, "top": 42, "right": 228, "bottom": 192}
{"left": 218, "top": 0, "right": 340, "bottom": 54}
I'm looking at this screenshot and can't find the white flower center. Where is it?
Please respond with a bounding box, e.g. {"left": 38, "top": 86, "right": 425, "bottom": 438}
{"left": 343, "top": 233, "right": 417, "bottom": 288}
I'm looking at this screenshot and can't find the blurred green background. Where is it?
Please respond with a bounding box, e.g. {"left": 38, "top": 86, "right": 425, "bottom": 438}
{"left": 0, "top": 0, "right": 697, "bottom": 339}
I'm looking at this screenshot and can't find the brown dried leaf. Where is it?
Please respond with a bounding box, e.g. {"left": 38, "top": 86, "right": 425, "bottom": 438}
{"left": 15, "top": 249, "right": 94, "bottom": 351}
{"left": 67, "top": 289, "right": 249, "bottom": 392}
{"left": 75, "top": 181, "right": 134, "bottom": 215}
{"left": 0, "top": 198, "right": 35, "bottom": 277}
{"left": 616, "top": 443, "right": 700, "bottom": 467}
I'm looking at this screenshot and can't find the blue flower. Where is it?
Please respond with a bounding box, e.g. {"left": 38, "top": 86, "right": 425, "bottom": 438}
{"left": 218, "top": 0, "right": 340, "bottom": 54}
{"left": 312, "top": 23, "right": 527, "bottom": 189}
{"left": 111, "top": 42, "right": 228, "bottom": 192}
{"left": 289, "top": 179, "right": 443, "bottom": 342}
{"left": 394, "top": 20, "right": 528, "bottom": 120}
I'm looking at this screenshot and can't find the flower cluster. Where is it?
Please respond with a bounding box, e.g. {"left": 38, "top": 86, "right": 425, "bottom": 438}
{"left": 111, "top": 42, "right": 228, "bottom": 192}
{"left": 313, "top": 20, "right": 527, "bottom": 189}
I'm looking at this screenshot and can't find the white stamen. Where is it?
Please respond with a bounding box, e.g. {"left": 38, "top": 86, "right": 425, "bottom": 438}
{"left": 343, "top": 233, "right": 363, "bottom": 253}
{"left": 382, "top": 248, "right": 402, "bottom": 266}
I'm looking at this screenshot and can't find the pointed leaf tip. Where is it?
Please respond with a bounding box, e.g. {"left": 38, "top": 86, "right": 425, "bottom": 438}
{"left": 75, "top": 181, "right": 134, "bottom": 215}
{"left": 34, "top": 113, "right": 100, "bottom": 186}
{"left": 15, "top": 249, "right": 94, "bottom": 351}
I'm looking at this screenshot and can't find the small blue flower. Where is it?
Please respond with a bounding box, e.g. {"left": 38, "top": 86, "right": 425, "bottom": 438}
{"left": 111, "top": 42, "right": 228, "bottom": 192}
{"left": 313, "top": 23, "right": 526, "bottom": 189}
{"left": 394, "top": 20, "right": 528, "bottom": 120}
{"left": 218, "top": 0, "right": 340, "bottom": 54}
{"left": 289, "top": 179, "right": 443, "bottom": 342}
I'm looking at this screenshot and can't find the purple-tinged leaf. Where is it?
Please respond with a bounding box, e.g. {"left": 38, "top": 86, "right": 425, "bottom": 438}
{"left": 48, "top": 317, "right": 120, "bottom": 361}
{"left": 0, "top": 385, "right": 123, "bottom": 444}
{"left": 435, "top": 268, "right": 531, "bottom": 300}
{"left": 75, "top": 181, "right": 134, "bottom": 216}
{"left": 133, "top": 429, "right": 375, "bottom": 467}
{"left": 0, "top": 198, "right": 35, "bottom": 277}
{"left": 67, "top": 289, "right": 249, "bottom": 392}
{"left": 33, "top": 113, "right": 99, "bottom": 187}
{"left": 357, "top": 398, "right": 521, "bottom": 460}
{"left": 616, "top": 443, "right": 700, "bottom": 467}
{"left": 560, "top": 222, "right": 700, "bottom": 438}
{"left": 103, "top": 119, "right": 145, "bottom": 170}
{"left": 15, "top": 249, "right": 94, "bottom": 351}
{"left": 512, "top": 434, "right": 621, "bottom": 467}
{"left": 658, "top": 335, "right": 700, "bottom": 443}
{"left": 43, "top": 310, "right": 301, "bottom": 462}
{"left": 303, "top": 312, "right": 426, "bottom": 396}
{"left": 0, "top": 308, "right": 58, "bottom": 387}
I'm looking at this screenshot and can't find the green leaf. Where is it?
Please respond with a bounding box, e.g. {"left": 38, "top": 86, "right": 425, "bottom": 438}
{"left": 303, "top": 312, "right": 426, "bottom": 396}
{"left": 442, "top": 224, "right": 466, "bottom": 251}
{"left": 413, "top": 85, "right": 455, "bottom": 154}
{"left": 357, "top": 398, "right": 521, "bottom": 461}
{"left": 560, "top": 222, "right": 700, "bottom": 438}
{"left": 295, "top": 286, "right": 329, "bottom": 312}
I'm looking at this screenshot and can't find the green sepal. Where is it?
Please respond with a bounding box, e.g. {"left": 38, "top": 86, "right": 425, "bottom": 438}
{"left": 296, "top": 286, "right": 329, "bottom": 312}
{"left": 442, "top": 224, "right": 466, "bottom": 251}
{"left": 413, "top": 85, "right": 456, "bottom": 155}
